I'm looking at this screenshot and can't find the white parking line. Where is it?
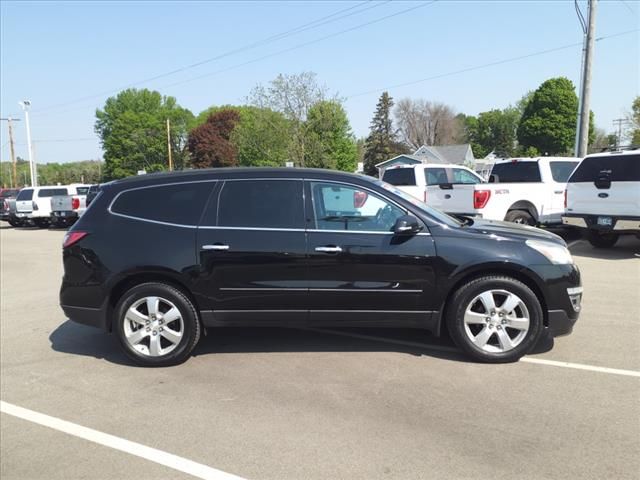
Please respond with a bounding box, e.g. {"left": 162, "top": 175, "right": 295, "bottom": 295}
{"left": 308, "top": 328, "right": 640, "bottom": 378}
{"left": 0, "top": 401, "right": 247, "bottom": 480}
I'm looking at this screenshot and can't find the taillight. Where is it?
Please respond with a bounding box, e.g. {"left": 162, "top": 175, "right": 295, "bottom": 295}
{"left": 32, "top": 201, "right": 38, "bottom": 211}
{"left": 474, "top": 190, "right": 491, "bottom": 209}
{"left": 2, "top": 200, "right": 7, "bottom": 210}
{"left": 63, "top": 231, "right": 88, "bottom": 248}
{"left": 564, "top": 190, "right": 567, "bottom": 209}
{"left": 423, "top": 190, "right": 427, "bottom": 203}
{"left": 353, "top": 191, "right": 368, "bottom": 208}
{"left": 71, "top": 197, "right": 80, "bottom": 210}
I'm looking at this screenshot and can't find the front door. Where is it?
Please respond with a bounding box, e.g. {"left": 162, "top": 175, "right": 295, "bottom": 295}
{"left": 195, "top": 178, "right": 308, "bottom": 325}
{"left": 305, "top": 180, "right": 437, "bottom": 328}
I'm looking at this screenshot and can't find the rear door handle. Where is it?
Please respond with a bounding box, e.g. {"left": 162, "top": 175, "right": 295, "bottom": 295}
{"left": 315, "top": 246, "right": 342, "bottom": 253}
{"left": 202, "top": 244, "right": 230, "bottom": 251}
{"left": 444, "top": 194, "right": 451, "bottom": 199}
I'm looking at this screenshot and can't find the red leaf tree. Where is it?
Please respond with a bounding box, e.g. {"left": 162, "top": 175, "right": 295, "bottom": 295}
{"left": 188, "top": 109, "right": 240, "bottom": 168}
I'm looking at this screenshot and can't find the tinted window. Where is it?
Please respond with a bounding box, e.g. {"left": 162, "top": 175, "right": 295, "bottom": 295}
{"left": 0, "top": 189, "right": 19, "bottom": 198}
{"left": 451, "top": 168, "right": 481, "bottom": 184}
{"left": 16, "top": 189, "right": 33, "bottom": 201}
{"left": 382, "top": 168, "right": 416, "bottom": 186}
{"left": 491, "top": 162, "right": 541, "bottom": 183}
{"left": 75, "top": 187, "right": 90, "bottom": 195}
{"left": 425, "top": 168, "right": 448, "bottom": 185}
{"left": 568, "top": 154, "right": 640, "bottom": 182}
{"left": 549, "top": 161, "right": 579, "bottom": 182}
{"left": 216, "top": 180, "right": 304, "bottom": 229}
{"left": 111, "top": 182, "right": 214, "bottom": 225}
{"left": 38, "top": 188, "right": 68, "bottom": 197}
{"left": 311, "top": 182, "right": 405, "bottom": 232}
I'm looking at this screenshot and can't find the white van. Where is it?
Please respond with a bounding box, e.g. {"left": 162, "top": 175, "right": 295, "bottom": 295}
{"left": 15, "top": 186, "right": 72, "bottom": 228}
{"left": 563, "top": 149, "right": 640, "bottom": 247}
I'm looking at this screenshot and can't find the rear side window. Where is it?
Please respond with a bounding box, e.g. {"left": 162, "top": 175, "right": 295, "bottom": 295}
{"left": 382, "top": 168, "right": 416, "bottom": 186}
{"left": 216, "top": 180, "right": 304, "bottom": 229}
{"left": 75, "top": 187, "right": 90, "bottom": 195}
{"left": 111, "top": 182, "right": 214, "bottom": 226}
{"left": 451, "top": 168, "right": 481, "bottom": 184}
{"left": 16, "top": 189, "right": 33, "bottom": 201}
{"left": 568, "top": 154, "right": 640, "bottom": 182}
{"left": 425, "top": 168, "right": 448, "bottom": 185}
{"left": 491, "top": 162, "right": 541, "bottom": 183}
{"left": 38, "top": 188, "right": 68, "bottom": 197}
{"left": 549, "top": 161, "right": 579, "bottom": 182}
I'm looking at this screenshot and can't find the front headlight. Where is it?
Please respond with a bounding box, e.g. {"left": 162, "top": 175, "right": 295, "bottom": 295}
{"left": 526, "top": 240, "right": 574, "bottom": 265}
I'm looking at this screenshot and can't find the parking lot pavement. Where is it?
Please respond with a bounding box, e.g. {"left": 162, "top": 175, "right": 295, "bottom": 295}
{"left": 1, "top": 226, "right": 639, "bottom": 480}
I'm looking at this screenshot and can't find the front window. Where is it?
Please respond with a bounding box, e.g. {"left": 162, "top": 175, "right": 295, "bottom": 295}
{"left": 310, "top": 182, "right": 405, "bottom": 232}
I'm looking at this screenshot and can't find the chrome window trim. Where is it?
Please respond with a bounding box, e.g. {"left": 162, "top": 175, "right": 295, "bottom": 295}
{"left": 108, "top": 179, "right": 219, "bottom": 227}
{"left": 199, "top": 225, "right": 305, "bottom": 232}
{"left": 197, "top": 225, "right": 430, "bottom": 235}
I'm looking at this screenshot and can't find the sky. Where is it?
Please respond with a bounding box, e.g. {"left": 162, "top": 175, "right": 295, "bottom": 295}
{"left": 1, "top": 0, "right": 638, "bottom": 164}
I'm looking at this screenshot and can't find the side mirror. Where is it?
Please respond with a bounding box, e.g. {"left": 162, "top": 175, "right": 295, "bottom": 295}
{"left": 393, "top": 215, "right": 423, "bottom": 235}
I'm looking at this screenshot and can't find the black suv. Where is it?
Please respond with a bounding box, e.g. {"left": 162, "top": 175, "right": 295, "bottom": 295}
{"left": 60, "top": 168, "right": 582, "bottom": 366}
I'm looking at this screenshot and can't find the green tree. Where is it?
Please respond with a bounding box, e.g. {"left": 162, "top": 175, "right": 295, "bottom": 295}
{"left": 363, "top": 92, "right": 407, "bottom": 176}
{"left": 629, "top": 96, "right": 640, "bottom": 145}
{"left": 462, "top": 108, "right": 520, "bottom": 158}
{"left": 194, "top": 105, "right": 290, "bottom": 167}
{"left": 517, "top": 77, "right": 593, "bottom": 155}
{"left": 95, "top": 89, "right": 193, "bottom": 180}
{"left": 304, "top": 101, "right": 358, "bottom": 171}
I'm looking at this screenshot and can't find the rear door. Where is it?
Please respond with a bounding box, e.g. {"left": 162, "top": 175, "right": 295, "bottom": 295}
{"left": 424, "top": 167, "right": 450, "bottom": 211}
{"left": 305, "top": 180, "right": 437, "bottom": 326}
{"left": 195, "top": 178, "right": 308, "bottom": 323}
{"left": 567, "top": 153, "right": 640, "bottom": 216}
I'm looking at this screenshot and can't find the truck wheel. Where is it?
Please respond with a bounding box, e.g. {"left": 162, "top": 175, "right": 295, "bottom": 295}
{"left": 8, "top": 218, "right": 21, "bottom": 228}
{"left": 505, "top": 210, "right": 535, "bottom": 226}
{"left": 586, "top": 230, "right": 619, "bottom": 248}
{"left": 446, "top": 276, "right": 543, "bottom": 363}
{"left": 33, "top": 218, "right": 50, "bottom": 229}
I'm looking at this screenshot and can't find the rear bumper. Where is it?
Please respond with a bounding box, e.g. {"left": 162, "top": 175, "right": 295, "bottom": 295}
{"left": 562, "top": 214, "right": 640, "bottom": 232}
{"left": 61, "top": 303, "right": 110, "bottom": 331}
{"left": 51, "top": 211, "right": 79, "bottom": 219}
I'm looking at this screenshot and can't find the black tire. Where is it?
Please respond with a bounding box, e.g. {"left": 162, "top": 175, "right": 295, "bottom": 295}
{"left": 114, "top": 282, "right": 201, "bottom": 367}
{"left": 33, "top": 218, "right": 50, "bottom": 228}
{"left": 586, "top": 230, "right": 619, "bottom": 248}
{"left": 446, "top": 276, "right": 544, "bottom": 363}
{"left": 8, "top": 218, "right": 21, "bottom": 228}
{"left": 504, "top": 209, "right": 535, "bottom": 226}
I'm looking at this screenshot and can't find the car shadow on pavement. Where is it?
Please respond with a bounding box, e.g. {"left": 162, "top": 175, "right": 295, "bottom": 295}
{"left": 50, "top": 320, "right": 553, "bottom": 366}
{"left": 569, "top": 237, "right": 640, "bottom": 261}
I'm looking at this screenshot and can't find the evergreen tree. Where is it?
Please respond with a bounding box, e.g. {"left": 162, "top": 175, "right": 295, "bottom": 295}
{"left": 363, "top": 92, "right": 407, "bottom": 176}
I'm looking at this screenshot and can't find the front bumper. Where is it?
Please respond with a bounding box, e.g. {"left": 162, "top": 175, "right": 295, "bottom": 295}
{"left": 563, "top": 214, "right": 640, "bottom": 232}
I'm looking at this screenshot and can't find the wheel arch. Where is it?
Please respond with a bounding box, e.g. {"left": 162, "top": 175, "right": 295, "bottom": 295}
{"left": 106, "top": 269, "right": 200, "bottom": 332}
{"left": 435, "top": 263, "right": 549, "bottom": 336}
{"left": 506, "top": 201, "right": 539, "bottom": 221}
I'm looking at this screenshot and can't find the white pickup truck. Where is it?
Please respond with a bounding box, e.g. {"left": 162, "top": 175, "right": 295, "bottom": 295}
{"left": 50, "top": 184, "right": 91, "bottom": 227}
{"left": 474, "top": 157, "right": 581, "bottom": 225}
{"left": 563, "top": 149, "right": 640, "bottom": 247}
{"left": 381, "top": 163, "right": 484, "bottom": 216}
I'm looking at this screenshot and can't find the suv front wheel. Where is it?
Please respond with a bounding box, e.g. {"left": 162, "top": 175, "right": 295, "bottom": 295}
{"left": 447, "top": 276, "right": 543, "bottom": 363}
{"left": 114, "top": 282, "right": 201, "bottom": 367}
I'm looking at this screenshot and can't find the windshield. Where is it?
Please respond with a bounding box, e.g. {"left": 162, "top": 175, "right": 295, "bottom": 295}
{"left": 372, "top": 179, "right": 463, "bottom": 228}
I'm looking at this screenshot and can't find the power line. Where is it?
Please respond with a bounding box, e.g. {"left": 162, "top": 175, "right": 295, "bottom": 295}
{"left": 344, "top": 28, "right": 639, "bottom": 99}
{"left": 30, "top": 0, "right": 387, "bottom": 115}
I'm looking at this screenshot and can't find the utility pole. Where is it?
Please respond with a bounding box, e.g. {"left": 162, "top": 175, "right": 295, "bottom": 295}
{"left": 1, "top": 117, "right": 20, "bottom": 188}
{"left": 166, "top": 118, "right": 173, "bottom": 171}
{"left": 575, "top": 0, "right": 598, "bottom": 157}
{"left": 18, "top": 100, "right": 36, "bottom": 186}
{"left": 612, "top": 118, "right": 629, "bottom": 148}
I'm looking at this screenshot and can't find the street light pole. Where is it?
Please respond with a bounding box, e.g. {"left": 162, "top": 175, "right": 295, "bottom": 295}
{"left": 18, "top": 100, "right": 37, "bottom": 187}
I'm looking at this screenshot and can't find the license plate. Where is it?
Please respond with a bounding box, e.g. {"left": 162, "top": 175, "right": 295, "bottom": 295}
{"left": 60, "top": 212, "right": 66, "bottom": 217}
{"left": 597, "top": 216, "right": 612, "bottom": 226}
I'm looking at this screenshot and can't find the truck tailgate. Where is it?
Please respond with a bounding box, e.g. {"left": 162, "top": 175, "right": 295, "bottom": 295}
{"left": 51, "top": 195, "right": 73, "bottom": 212}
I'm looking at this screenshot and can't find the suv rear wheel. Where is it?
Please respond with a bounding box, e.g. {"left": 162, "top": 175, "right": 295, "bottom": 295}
{"left": 114, "top": 282, "right": 201, "bottom": 367}
{"left": 586, "top": 230, "right": 619, "bottom": 248}
{"left": 447, "top": 276, "right": 543, "bottom": 363}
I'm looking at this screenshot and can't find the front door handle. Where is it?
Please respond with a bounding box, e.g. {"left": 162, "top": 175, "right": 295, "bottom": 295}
{"left": 315, "top": 246, "right": 342, "bottom": 253}
{"left": 202, "top": 244, "right": 230, "bottom": 251}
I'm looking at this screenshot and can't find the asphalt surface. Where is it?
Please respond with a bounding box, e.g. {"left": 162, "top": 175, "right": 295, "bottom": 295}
{"left": 1, "top": 225, "right": 639, "bottom": 480}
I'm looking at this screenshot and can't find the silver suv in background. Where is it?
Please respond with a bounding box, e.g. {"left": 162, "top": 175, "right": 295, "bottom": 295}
{"left": 563, "top": 149, "right": 640, "bottom": 247}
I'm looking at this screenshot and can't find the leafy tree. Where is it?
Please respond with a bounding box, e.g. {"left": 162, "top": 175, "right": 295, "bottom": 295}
{"left": 363, "top": 92, "right": 408, "bottom": 176}
{"left": 95, "top": 89, "right": 193, "bottom": 180}
{"left": 304, "top": 101, "right": 358, "bottom": 171}
{"left": 629, "top": 96, "right": 640, "bottom": 145}
{"left": 517, "top": 77, "right": 593, "bottom": 155}
{"left": 194, "top": 105, "right": 290, "bottom": 167}
{"left": 462, "top": 108, "right": 520, "bottom": 158}
{"left": 1, "top": 159, "right": 104, "bottom": 187}
{"left": 188, "top": 109, "right": 240, "bottom": 168}
{"left": 249, "top": 72, "right": 330, "bottom": 166}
